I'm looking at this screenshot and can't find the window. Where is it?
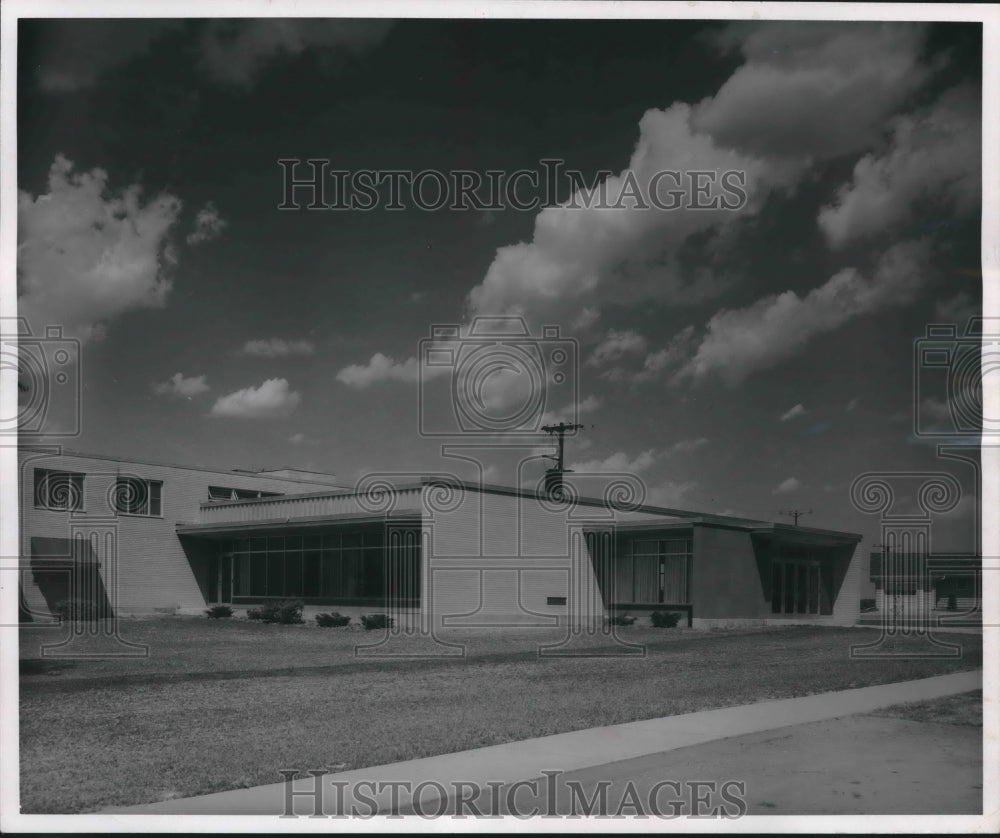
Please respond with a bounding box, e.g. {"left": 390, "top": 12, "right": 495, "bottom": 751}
{"left": 33, "top": 469, "right": 84, "bottom": 511}
{"left": 771, "top": 558, "right": 823, "bottom": 615}
{"left": 112, "top": 477, "right": 162, "bottom": 517}
{"left": 589, "top": 533, "right": 692, "bottom": 605}
{"left": 207, "top": 486, "right": 282, "bottom": 502}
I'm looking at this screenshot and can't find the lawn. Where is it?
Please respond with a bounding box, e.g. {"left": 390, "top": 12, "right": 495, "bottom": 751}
{"left": 872, "top": 689, "right": 983, "bottom": 727}
{"left": 19, "top": 619, "right": 983, "bottom": 813}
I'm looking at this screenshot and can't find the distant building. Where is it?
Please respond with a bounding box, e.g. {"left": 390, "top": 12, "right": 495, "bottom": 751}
{"left": 869, "top": 550, "right": 982, "bottom": 617}
{"left": 19, "top": 448, "right": 864, "bottom": 628}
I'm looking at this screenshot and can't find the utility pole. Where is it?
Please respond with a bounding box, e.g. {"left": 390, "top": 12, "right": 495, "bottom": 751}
{"left": 541, "top": 422, "right": 584, "bottom": 496}
{"left": 779, "top": 508, "right": 813, "bottom": 526}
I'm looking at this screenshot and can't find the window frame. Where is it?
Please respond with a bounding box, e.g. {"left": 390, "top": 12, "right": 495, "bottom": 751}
{"left": 33, "top": 468, "right": 85, "bottom": 512}
{"left": 112, "top": 476, "right": 164, "bottom": 518}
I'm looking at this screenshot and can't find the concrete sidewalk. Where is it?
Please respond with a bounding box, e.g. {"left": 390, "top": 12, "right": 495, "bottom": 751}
{"left": 105, "top": 669, "right": 982, "bottom": 816}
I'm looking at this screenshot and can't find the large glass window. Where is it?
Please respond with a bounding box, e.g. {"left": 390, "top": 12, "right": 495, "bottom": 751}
{"left": 589, "top": 533, "right": 692, "bottom": 604}
{"left": 226, "top": 526, "right": 420, "bottom": 602}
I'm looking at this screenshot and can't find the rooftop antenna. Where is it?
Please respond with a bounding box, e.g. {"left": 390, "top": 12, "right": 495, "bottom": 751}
{"left": 541, "top": 421, "right": 584, "bottom": 497}
{"left": 779, "top": 508, "right": 813, "bottom": 526}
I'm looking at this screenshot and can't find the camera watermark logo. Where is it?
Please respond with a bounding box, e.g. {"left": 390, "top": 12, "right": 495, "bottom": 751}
{"left": 1, "top": 317, "right": 81, "bottom": 437}
{"left": 914, "top": 316, "right": 1000, "bottom": 438}
{"left": 419, "top": 317, "right": 578, "bottom": 437}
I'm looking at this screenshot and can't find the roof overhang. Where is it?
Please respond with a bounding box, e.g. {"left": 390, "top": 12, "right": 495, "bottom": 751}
{"left": 176, "top": 511, "right": 422, "bottom": 540}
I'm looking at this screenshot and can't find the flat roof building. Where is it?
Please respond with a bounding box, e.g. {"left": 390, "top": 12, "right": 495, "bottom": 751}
{"left": 18, "top": 448, "right": 864, "bottom": 629}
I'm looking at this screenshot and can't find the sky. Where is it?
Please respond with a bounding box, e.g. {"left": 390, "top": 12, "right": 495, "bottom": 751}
{"left": 12, "top": 15, "right": 986, "bottom": 551}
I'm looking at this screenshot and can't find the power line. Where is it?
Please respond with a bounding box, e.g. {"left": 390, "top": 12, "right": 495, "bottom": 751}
{"left": 779, "top": 508, "right": 813, "bottom": 526}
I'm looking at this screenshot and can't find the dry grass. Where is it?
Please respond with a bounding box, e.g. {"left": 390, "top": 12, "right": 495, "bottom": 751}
{"left": 19, "top": 621, "right": 982, "bottom": 813}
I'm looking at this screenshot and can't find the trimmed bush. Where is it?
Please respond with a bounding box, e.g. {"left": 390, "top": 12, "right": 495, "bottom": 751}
{"left": 360, "top": 613, "right": 393, "bottom": 631}
{"left": 947, "top": 594, "right": 958, "bottom": 611}
{"left": 860, "top": 598, "right": 877, "bottom": 613}
{"left": 607, "top": 614, "right": 636, "bottom": 626}
{"left": 650, "top": 610, "right": 681, "bottom": 628}
{"left": 246, "top": 599, "right": 304, "bottom": 624}
{"left": 205, "top": 604, "right": 234, "bottom": 619}
{"left": 315, "top": 612, "right": 351, "bottom": 628}
{"left": 53, "top": 599, "right": 102, "bottom": 622}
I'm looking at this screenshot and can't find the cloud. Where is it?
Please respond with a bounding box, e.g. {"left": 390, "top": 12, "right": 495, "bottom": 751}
{"left": 34, "top": 20, "right": 180, "bottom": 92}
{"left": 465, "top": 103, "right": 776, "bottom": 330}
{"left": 780, "top": 403, "right": 806, "bottom": 422}
{"left": 675, "top": 240, "right": 932, "bottom": 385}
{"left": 817, "top": 85, "right": 980, "bottom": 248}
{"left": 154, "top": 373, "right": 209, "bottom": 398}
{"left": 288, "top": 432, "right": 306, "bottom": 444}
{"left": 336, "top": 353, "right": 422, "bottom": 387}
{"left": 540, "top": 394, "right": 602, "bottom": 427}
{"left": 570, "top": 449, "right": 658, "bottom": 475}
{"left": 693, "top": 22, "right": 935, "bottom": 159}
{"left": 210, "top": 378, "right": 301, "bottom": 419}
{"left": 240, "top": 338, "right": 315, "bottom": 358}
{"left": 588, "top": 329, "right": 648, "bottom": 366}
{"left": 646, "top": 480, "right": 698, "bottom": 507}
{"left": 605, "top": 325, "right": 697, "bottom": 383}
{"left": 934, "top": 291, "right": 979, "bottom": 326}
{"left": 186, "top": 203, "right": 227, "bottom": 245}
{"left": 846, "top": 398, "right": 859, "bottom": 411}
{"left": 665, "top": 437, "right": 709, "bottom": 456}
{"left": 18, "top": 155, "right": 182, "bottom": 343}
{"left": 773, "top": 477, "right": 802, "bottom": 494}
{"left": 199, "top": 19, "right": 392, "bottom": 87}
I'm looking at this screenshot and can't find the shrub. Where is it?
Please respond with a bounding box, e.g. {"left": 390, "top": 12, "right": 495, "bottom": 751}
{"left": 52, "top": 599, "right": 102, "bottom": 622}
{"left": 360, "top": 613, "right": 394, "bottom": 631}
{"left": 607, "top": 614, "right": 636, "bottom": 626}
{"left": 860, "top": 598, "right": 877, "bottom": 613}
{"left": 246, "top": 599, "right": 304, "bottom": 624}
{"left": 315, "top": 612, "right": 351, "bottom": 628}
{"left": 947, "top": 594, "right": 958, "bottom": 611}
{"left": 650, "top": 611, "right": 681, "bottom": 628}
{"left": 205, "top": 604, "right": 233, "bottom": 619}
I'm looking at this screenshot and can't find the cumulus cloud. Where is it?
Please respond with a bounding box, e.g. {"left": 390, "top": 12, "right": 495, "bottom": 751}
{"left": 210, "top": 378, "right": 301, "bottom": 419}
{"left": 337, "top": 353, "right": 429, "bottom": 388}
{"left": 818, "top": 85, "right": 980, "bottom": 248}
{"left": 666, "top": 437, "right": 709, "bottom": 456}
{"left": 18, "top": 155, "right": 182, "bottom": 343}
{"left": 465, "top": 103, "right": 775, "bottom": 330}
{"left": 186, "top": 202, "right": 227, "bottom": 245}
{"left": 588, "top": 329, "right": 648, "bottom": 366}
{"left": 646, "top": 480, "right": 698, "bottom": 507}
{"left": 288, "top": 432, "right": 306, "bottom": 444}
{"left": 154, "top": 373, "right": 209, "bottom": 398}
{"left": 240, "top": 338, "right": 315, "bottom": 358}
{"left": 540, "top": 394, "right": 602, "bottom": 427}
{"left": 199, "top": 19, "right": 392, "bottom": 87}
{"left": 773, "top": 477, "right": 802, "bottom": 494}
{"left": 693, "top": 21, "right": 934, "bottom": 159}
{"left": 570, "top": 449, "right": 658, "bottom": 475}
{"left": 780, "top": 404, "right": 806, "bottom": 422}
{"left": 674, "top": 240, "right": 931, "bottom": 385}
{"left": 846, "top": 398, "right": 859, "bottom": 411}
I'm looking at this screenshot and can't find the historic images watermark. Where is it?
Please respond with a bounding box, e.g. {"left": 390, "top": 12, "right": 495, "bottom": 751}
{"left": 277, "top": 769, "right": 748, "bottom": 819}
{"left": 277, "top": 158, "right": 749, "bottom": 212}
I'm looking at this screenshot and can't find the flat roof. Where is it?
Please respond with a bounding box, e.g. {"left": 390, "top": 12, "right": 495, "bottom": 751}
{"left": 18, "top": 446, "right": 343, "bottom": 487}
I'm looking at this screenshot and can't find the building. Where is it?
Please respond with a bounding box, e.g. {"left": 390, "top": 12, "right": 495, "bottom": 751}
{"left": 18, "top": 448, "right": 865, "bottom": 629}
{"left": 869, "top": 549, "right": 983, "bottom": 619}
